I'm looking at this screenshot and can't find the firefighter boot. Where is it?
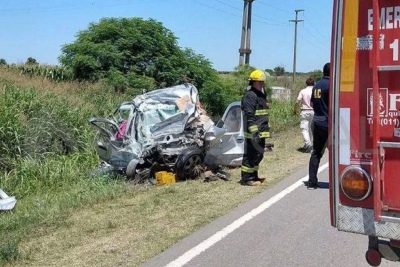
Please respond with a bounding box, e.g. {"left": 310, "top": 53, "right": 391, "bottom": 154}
{"left": 257, "top": 178, "right": 267, "bottom": 184}
{"left": 255, "top": 171, "right": 266, "bottom": 184}
{"left": 241, "top": 179, "right": 262, "bottom": 186}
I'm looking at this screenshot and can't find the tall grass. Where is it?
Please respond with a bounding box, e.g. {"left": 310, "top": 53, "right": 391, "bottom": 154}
{"left": 0, "top": 69, "right": 134, "bottom": 264}
{"left": 269, "top": 97, "right": 298, "bottom": 132}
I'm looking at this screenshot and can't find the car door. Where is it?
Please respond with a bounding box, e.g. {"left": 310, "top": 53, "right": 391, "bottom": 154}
{"left": 88, "top": 104, "right": 134, "bottom": 163}
{"left": 205, "top": 102, "right": 244, "bottom": 167}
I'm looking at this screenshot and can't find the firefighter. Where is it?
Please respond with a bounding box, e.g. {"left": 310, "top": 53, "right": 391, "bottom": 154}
{"left": 240, "top": 70, "right": 270, "bottom": 186}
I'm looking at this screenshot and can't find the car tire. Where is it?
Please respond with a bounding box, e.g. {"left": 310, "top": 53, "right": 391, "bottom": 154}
{"left": 175, "top": 147, "right": 204, "bottom": 180}
{"left": 126, "top": 158, "right": 138, "bottom": 179}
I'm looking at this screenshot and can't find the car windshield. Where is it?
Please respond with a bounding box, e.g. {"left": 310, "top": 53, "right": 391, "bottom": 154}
{"left": 136, "top": 101, "right": 185, "bottom": 142}
{"left": 132, "top": 84, "right": 202, "bottom": 143}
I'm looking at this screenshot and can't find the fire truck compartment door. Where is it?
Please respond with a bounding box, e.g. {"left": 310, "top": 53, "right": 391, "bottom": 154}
{"left": 379, "top": 142, "right": 400, "bottom": 213}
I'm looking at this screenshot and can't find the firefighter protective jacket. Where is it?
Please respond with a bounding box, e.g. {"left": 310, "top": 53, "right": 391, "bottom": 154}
{"left": 241, "top": 87, "right": 270, "bottom": 139}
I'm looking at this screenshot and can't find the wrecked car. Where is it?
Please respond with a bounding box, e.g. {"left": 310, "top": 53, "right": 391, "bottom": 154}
{"left": 89, "top": 84, "right": 271, "bottom": 182}
{"left": 89, "top": 83, "right": 214, "bottom": 182}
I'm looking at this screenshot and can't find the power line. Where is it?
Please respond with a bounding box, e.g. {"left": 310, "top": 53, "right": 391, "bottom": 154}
{"left": 189, "top": 0, "right": 287, "bottom": 26}
{"left": 214, "top": 0, "right": 242, "bottom": 11}
{"left": 297, "top": 32, "right": 328, "bottom": 53}
{"left": 303, "top": 13, "right": 330, "bottom": 40}
{"left": 257, "top": 0, "right": 292, "bottom": 15}
{"left": 0, "top": 0, "right": 154, "bottom": 15}
{"left": 187, "top": 0, "right": 242, "bottom": 18}
{"left": 252, "top": 17, "right": 287, "bottom": 27}
{"left": 247, "top": 0, "right": 292, "bottom": 25}
{"left": 301, "top": 26, "right": 329, "bottom": 51}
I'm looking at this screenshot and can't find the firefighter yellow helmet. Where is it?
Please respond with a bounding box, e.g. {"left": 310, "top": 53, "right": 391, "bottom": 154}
{"left": 248, "top": 70, "right": 267, "bottom": 82}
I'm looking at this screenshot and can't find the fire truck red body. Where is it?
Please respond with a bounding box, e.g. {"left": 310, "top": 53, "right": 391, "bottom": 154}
{"left": 329, "top": 0, "right": 400, "bottom": 265}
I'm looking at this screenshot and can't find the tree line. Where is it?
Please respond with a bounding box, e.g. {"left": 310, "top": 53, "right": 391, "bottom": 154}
{"left": 1, "top": 17, "right": 323, "bottom": 116}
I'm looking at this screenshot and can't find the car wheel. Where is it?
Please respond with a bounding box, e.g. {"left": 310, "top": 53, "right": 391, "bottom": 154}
{"left": 126, "top": 158, "right": 138, "bottom": 179}
{"left": 175, "top": 147, "right": 204, "bottom": 180}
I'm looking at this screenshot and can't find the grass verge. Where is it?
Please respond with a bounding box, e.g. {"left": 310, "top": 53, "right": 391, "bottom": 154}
{"left": 2, "top": 129, "right": 310, "bottom": 267}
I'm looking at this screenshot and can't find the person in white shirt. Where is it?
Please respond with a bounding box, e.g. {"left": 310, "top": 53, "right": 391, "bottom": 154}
{"left": 293, "top": 78, "right": 315, "bottom": 152}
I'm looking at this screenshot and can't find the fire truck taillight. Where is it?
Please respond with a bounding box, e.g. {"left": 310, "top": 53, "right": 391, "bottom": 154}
{"left": 340, "top": 166, "right": 372, "bottom": 201}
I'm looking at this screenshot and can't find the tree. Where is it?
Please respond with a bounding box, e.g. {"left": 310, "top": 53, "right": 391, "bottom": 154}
{"left": 231, "top": 64, "right": 254, "bottom": 94}
{"left": 0, "top": 58, "right": 6, "bottom": 65}
{"left": 26, "top": 57, "right": 38, "bottom": 65}
{"left": 264, "top": 69, "right": 273, "bottom": 76}
{"left": 308, "top": 69, "right": 323, "bottom": 82}
{"left": 181, "top": 48, "right": 216, "bottom": 89}
{"left": 273, "top": 66, "right": 285, "bottom": 76}
{"left": 59, "top": 17, "right": 217, "bottom": 89}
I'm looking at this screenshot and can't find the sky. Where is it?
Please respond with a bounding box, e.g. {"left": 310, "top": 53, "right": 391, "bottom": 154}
{"left": 0, "top": 0, "right": 333, "bottom": 73}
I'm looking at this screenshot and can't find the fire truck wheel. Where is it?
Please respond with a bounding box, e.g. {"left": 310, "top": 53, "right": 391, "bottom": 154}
{"left": 365, "top": 248, "right": 382, "bottom": 267}
{"left": 175, "top": 147, "right": 204, "bottom": 180}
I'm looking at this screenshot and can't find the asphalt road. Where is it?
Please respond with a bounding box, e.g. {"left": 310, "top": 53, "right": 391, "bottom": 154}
{"left": 142, "top": 157, "right": 398, "bottom": 267}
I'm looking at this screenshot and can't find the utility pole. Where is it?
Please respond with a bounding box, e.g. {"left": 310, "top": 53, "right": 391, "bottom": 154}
{"left": 289, "top": 9, "right": 304, "bottom": 87}
{"left": 239, "top": 0, "right": 254, "bottom": 66}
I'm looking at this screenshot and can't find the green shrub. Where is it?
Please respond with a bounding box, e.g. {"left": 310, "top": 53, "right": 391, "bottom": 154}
{"left": 200, "top": 79, "right": 240, "bottom": 117}
{"left": 269, "top": 98, "right": 298, "bottom": 132}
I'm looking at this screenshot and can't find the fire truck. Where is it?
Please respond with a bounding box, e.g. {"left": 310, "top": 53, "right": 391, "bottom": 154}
{"left": 329, "top": 0, "right": 400, "bottom": 266}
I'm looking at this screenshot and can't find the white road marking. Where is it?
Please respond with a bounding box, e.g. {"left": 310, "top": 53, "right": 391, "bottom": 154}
{"left": 165, "top": 163, "right": 329, "bottom": 267}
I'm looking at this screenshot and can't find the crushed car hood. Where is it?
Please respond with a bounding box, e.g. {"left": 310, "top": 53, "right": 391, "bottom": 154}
{"left": 133, "top": 83, "right": 213, "bottom": 142}
{"left": 89, "top": 83, "right": 214, "bottom": 170}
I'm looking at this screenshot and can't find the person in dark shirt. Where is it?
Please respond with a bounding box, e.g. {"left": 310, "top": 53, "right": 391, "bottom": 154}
{"left": 308, "top": 63, "right": 330, "bottom": 189}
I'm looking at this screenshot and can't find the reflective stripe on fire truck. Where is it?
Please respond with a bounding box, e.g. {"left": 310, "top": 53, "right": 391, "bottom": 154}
{"left": 339, "top": 108, "right": 351, "bottom": 165}
{"left": 340, "top": 0, "right": 359, "bottom": 92}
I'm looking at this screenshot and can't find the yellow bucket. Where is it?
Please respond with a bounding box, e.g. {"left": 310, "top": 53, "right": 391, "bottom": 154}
{"left": 155, "top": 171, "right": 176, "bottom": 186}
